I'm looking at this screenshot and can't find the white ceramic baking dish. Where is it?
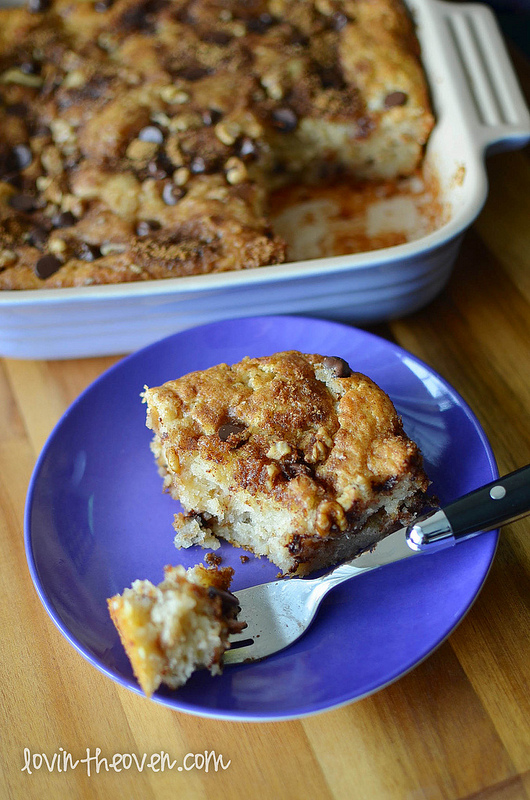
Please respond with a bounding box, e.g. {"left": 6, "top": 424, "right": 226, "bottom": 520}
{"left": 1, "top": 0, "right": 529, "bottom": 359}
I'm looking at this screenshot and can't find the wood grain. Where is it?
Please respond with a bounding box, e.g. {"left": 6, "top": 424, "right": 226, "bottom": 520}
{"left": 1, "top": 34, "right": 530, "bottom": 800}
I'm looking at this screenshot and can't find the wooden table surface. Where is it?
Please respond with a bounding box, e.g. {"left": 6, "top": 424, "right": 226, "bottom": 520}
{"left": 2, "top": 35, "right": 530, "bottom": 800}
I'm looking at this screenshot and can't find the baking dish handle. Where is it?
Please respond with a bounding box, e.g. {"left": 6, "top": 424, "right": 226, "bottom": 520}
{"left": 432, "top": 0, "right": 530, "bottom": 153}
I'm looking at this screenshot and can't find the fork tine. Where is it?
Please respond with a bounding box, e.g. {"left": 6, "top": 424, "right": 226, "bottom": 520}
{"left": 223, "top": 579, "right": 320, "bottom": 664}
{"left": 223, "top": 641, "right": 258, "bottom": 664}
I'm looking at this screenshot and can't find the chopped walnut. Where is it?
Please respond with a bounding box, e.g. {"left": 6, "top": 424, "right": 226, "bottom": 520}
{"left": 315, "top": 500, "right": 348, "bottom": 536}
{"left": 225, "top": 157, "right": 248, "bottom": 185}
{"left": 215, "top": 120, "right": 241, "bottom": 146}
{"left": 0, "top": 250, "right": 17, "bottom": 269}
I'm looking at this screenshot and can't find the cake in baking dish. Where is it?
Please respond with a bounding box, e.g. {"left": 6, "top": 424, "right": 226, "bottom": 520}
{"left": 108, "top": 563, "right": 245, "bottom": 696}
{"left": 143, "top": 350, "right": 431, "bottom": 576}
{"left": 0, "top": 0, "right": 434, "bottom": 289}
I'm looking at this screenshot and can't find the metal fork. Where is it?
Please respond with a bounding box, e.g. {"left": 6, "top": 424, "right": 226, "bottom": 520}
{"left": 224, "top": 465, "right": 530, "bottom": 664}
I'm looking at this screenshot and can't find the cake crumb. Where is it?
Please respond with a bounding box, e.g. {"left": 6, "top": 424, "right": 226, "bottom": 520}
{"left": 107, "top": 564, "right": 245, "bottom": 697}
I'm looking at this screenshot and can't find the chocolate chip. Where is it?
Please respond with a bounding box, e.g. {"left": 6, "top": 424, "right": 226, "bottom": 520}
{"left": 19, "top": 60, "right": 40, "bottom": 75}
{"left": 27, "top": 226, "right": 49, "bottom": 249}
{"left": 238, "top": 136, "right": 257, "bottom": 161}
{"left": 177, "top": 65, "right": 211, "bottom": 82}
{"left": 138, "top": 125, "right": 164, "bottom": 144}
{"left": 6, "top": 103, "right": 28, "bottom": 117}
{"left": 200, "top": 30, "right": 233, "bottom": 45}
{"left": 202, "top": 108, "right": 223, "bottom": 127}
{"left": 317, "top": 65, "right": 346, "bottom": 90}
{"left": 288, "top": 535, "right": 302, "bottom": 555}
{"left": 1, "top": 146, "right": 33, "bottom": 180}
{"left": 34, "top": 254, "right": 61, "bottom": 279}
{"left": 190, "top": 156, "right": 206, "bottom": 174}
{"left": 384, "top": 91, "right": 408, "bottom": 108}
{"left": 12, "top": 145, "right": 33, "bottom": 170}
{"left": 331, "top": 11, "right": 349, "bottom": 30}
{"left": 226, "top": 618, "right": 247, "bottom": 634}
{"left": 288, "top": 27, "right": 309, "bottom": 47}
{"left": 94, "top": 0, "right": 114, "bottom": 11}
{"left": 1, "top": 158, "right": 16, "bottom": 182}
{"left": 373, "top": 476, "right": 398, "bottom": 493}
{"left": 34, "top": 124, "right": 52, "bottom": 138}
{"left": 77, "top": 242, "right": 101, "bottom": 261}
{"left": 147, "top": 161, "right": 168, "bottom": 180}
{"left": 218, "top": 421, "right": 247, "bottom": 441}
{"left": 161, "top": 182, "right": 184, "bottom": 205}
{"left": 8, "top": 193, "right": 39, "bottom": 212}
{"left": 208, "top": 586, "right": 240, "bottom": 610}
{"left": 119, "top": 0, "right": 158, "bottom": 32}
{"left": 175, "top": 4, "right": 195, "bottom": 24}
{"left": 157, "top": 151, "right": 174, "bottom": 172}
{"left": 28, "top": 0, "right": 51, "bottom": 12}
{"left": 5, "top": 174, "right": 23, "bottom": 189}
{"left": 147, "top": 151, "right": 173, "bottom": 179}
{"left": 281, "top": 460, "right": 312, "bottom": 481}
{"left": 136, "top": 219, "right": 161, "bottom": 236}
{"left": 246, "top": 13, "right": 275, "bottom": 33}
{"left": 62, "top": 75, "right": 111, "bottom": 105}
{"left": 52, "top": 211, "right": 76, "bottom": 228}
{"left": 322, "top": 356, "right": 352, "bottom": 378}
{"left": 271, "top": 107, "right": 298, "bottom": 132}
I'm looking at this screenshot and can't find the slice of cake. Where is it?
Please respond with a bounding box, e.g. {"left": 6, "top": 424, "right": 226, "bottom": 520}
{"left": 107, "top": 564, "right": 245, "bottom": 697}
{"left": 143, "top": 350, "right": 431, "bottom": 576}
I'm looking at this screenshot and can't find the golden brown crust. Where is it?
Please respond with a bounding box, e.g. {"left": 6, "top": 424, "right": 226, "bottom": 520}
{"left": 0, "top": 0, "right": 433, "bottom": 289}
{"left": 143, "top": 350, "right": 431, "bottom": 574}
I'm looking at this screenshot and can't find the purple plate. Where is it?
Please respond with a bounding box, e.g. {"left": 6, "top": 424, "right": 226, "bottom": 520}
{"left": 25, "top": 316, "right": 498, "bottom": 721}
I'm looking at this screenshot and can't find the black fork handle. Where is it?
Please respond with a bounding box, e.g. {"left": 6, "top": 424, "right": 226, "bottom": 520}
{"left": 407, "top": 464, "right": 530, "bottom": 551}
